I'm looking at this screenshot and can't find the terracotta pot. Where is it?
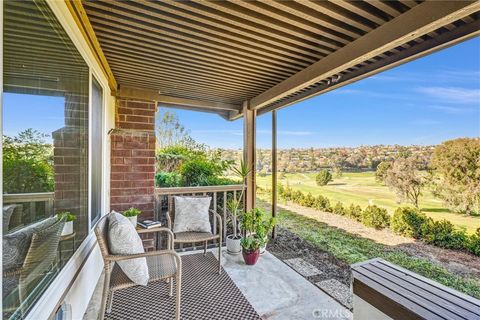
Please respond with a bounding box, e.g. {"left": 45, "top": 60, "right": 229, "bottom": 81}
{"left": 226, "top": 235, "right": 242, "bottom": 255}
{"left": 242, "top": 249, "right": 260, "bottom": 265}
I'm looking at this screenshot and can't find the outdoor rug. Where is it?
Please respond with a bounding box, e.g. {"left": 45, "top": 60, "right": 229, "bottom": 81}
{"left": 105, "top": 252, "right": 261, "bottom": 320}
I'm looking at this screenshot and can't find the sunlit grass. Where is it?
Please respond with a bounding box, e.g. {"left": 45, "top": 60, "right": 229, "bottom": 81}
{"left": 256, "top": 171, "right": 480, "bottom": 234}
{"left": 257, "top": 199, "right": 480, "bottom": 299}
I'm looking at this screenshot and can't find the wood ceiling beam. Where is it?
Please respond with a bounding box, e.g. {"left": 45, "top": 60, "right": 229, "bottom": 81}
{"left": 250, "top": 0, "right": 480, "bottom": 110}
{"left": 117, "top": 87, "right": 242, "bottom": 112}
{"left": 65, "top": 0, "right": 117, "bottom": 93}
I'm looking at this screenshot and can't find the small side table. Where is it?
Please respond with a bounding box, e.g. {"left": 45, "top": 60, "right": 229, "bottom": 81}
{"left": 59, "top": 232, "right": 76, "bottom": 267}
{"left": 136, "top": 225, "right": 164, "bottom": 251}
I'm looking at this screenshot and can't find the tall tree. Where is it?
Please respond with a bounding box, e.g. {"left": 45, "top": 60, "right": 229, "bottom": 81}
{"left": 156, "top": 109, "right": 200, "bottom": 149}
{"left": 3, "top": 129, "right": 54, "bottom": 193}
{"left": 375, "top": 161, "right": 392, "bottom": 184}
{"left": 431, "top": 138, "right": 480, "bottom": 215}
{"left": 386, "top": 157, "right": 425, "bottom": 208}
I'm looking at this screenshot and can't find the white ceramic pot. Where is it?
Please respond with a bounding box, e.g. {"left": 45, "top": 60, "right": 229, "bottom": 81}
{"left": 260, "top": 237, "right": 268, "bottom": 254}
{"left": 62, "top": 221, "right": 73, "bottom": 236}
{"left": 226, "top": 235, "right": 242, "bottom": 255}
{"left": 127, "top": 216, "right": 138, "bottom": 227}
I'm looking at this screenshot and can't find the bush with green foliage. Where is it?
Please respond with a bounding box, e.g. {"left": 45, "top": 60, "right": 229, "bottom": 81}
{"left": 315, "top": 169, "right": 332, "bottom": 186}
{"left": 421, "top": 219, "right": 467, "bottom": 250}
{"left": 375, "top": 161, "right": 391, "bottom": 184}
{"left": 3, "top": 129, "right": 54, "bottom": 193}
{"left": 155, "top": 171, "right": 183, "bottom": 187}
{"left": 299, "top": 193, "right": 316, "bottom": 207}
{"left": 346, "top": 204, "right": 362, "bottom": 221}
{"left": 314, "top": 195, "right": 331, "bottom": 212}
{"left": 333, "top": 202, "right": 346, "bottom": 215}
{"left": 361, "top": 205, "right": 390, "bottom": 229}
{"left": 467, "top": 228, "right": 480, "bottom": 256}
{"left": 391, "top": 207, "right": 427, "bottom": 238}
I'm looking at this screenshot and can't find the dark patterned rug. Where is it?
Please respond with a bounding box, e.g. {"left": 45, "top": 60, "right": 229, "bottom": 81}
{"left": 105, "top": 252, "right": 261, "bottom": 320}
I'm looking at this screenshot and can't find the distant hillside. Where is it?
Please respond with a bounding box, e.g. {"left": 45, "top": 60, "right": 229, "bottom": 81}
{"left": 215, "top": 145, "right": 435, "bottom": 173}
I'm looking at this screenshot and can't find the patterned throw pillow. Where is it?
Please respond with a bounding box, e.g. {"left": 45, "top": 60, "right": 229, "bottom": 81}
{"left": 108, "top": 211, "right": 149, "bottom": 286}
{"left": 173, "top": 196, "right": 212, "bottom": 233}
{"left": 2, "top": 205, "right": 15, "bottom": 233}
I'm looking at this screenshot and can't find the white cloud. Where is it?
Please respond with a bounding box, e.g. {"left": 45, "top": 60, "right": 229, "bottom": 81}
{"left": 416, "top": 87, "right": 480, "bottom": 104}
{"left": 428, "top": 105, "right": 479, "bottom": 114}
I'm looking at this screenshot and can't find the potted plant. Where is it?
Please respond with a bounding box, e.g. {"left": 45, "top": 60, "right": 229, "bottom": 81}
{"left": 240, "top": 208, "right": 267, "bottom": 265}
{"left": 240, "top": 235, "right": 263, "bottom": 265}
{"left": 57, "top": 212, "right": 76, "bottom": 236}
{"left": 123, "top": 207, "right": 141, "bottom": 227}
{"left": 226, "top": 160, "right": 251, "bottom": 255}
{"left": 257, "top": 215, "right": 275, "bottom": 254}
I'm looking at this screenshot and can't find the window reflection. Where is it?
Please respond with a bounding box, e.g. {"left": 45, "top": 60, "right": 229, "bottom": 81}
{"left": 2, "top": 0, "right": 89, "bottom": 318}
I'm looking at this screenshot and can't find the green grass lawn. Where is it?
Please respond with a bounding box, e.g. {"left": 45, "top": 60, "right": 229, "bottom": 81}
{"left": 256, "top": 171, "right": 480, "bottom": 234}
{"left": 257, "top": 199, "right": 480, "bottom": 299}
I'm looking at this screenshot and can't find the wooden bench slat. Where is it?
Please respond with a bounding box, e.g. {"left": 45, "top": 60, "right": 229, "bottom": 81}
{"left": 371, "top": 260, "right": 480, "bottom": 316}
{"left": 362, "top": 264, "right": 475, "bottom": 320}
{"left": 352, "top": 258, "right": 480, "bottom": 320}
{"left": 354, "top": 271, "right": 440, "bottom": 320}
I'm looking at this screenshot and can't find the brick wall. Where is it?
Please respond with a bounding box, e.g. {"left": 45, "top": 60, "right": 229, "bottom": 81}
{"left": 53, "top": 93, "right": 89, "bottom": 244}
{"left": 110, "top": 98, "right": 157, "bottom": 249}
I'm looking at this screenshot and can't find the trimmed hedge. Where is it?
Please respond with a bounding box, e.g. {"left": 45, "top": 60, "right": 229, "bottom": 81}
{"left": 276, "top": 183, "right": 479, "bottom": 256}
{"left": 361, "top": 205, "right": 390, "bottom": 229}
{"left": 391, "top": 207, "right": 427, "bottom": 239}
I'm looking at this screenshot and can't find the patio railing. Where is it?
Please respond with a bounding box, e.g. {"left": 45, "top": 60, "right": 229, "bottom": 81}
{"left": 155, "top": 185, "right": 245, "bottom": 241}
{"left": 3, "top": 192, "right": 55, "bottom": 229}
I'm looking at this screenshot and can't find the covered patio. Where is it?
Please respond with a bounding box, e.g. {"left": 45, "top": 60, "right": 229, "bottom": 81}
{"left": 2, "top": 1, "right": 480, "bottom": 319}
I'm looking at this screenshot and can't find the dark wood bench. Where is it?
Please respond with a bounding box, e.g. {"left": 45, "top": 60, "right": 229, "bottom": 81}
{"left": 352, "top": 258, "right": 480, "bottom": 320}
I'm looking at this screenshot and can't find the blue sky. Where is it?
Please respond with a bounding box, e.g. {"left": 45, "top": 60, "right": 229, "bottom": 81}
{"left": 3, "top": 38, "right": 479, "bottom": 149}
{"left": 162, "top": 37, "right": 480, "bottom": 149}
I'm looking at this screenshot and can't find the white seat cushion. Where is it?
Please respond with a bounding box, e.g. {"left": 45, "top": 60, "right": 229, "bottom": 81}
{"left": 108, "top": 211, "right": 149, "bottom": 286}
{"left": 173, "top": 196, "right": 212, "bottom": 233}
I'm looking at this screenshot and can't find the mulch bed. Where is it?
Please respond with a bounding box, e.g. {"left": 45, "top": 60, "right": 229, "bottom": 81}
{"left": 267, "top": 228, "right": 353, "bottom": 309}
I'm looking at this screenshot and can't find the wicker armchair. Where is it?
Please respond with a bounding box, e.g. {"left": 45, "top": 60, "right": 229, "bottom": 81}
{"left": 3, "top": 217, "right": 65, "bottom": 316}
{"left": 166, "top": 197, "right": 223, "bottom": 274}
{"left": 94, "top": 215, "right": 181, "bottom": 320}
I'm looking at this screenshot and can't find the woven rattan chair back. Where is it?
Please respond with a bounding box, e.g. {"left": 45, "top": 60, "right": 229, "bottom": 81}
{"left": 95, "top": 215, "right": 111, "bottom": 259}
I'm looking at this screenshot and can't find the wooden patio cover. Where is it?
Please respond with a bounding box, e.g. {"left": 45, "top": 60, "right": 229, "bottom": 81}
{"left": 70, "top": 0, "right": 479, "bottom": 120}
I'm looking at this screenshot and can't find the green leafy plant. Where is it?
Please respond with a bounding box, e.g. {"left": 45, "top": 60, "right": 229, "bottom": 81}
{"left": 346, "top": 204, "right": 362, "bottom": 221}
{"left": 57, "top": 211, "right": 76, "bottom": 222}
{"left": 123, "top": 207, "right": 142, "bottom": 217}
{"left": 467, "top": 228, "right": 480, "bottom": 256}
{"left": 155, "top": 171, "right": 183, "bottom": 187}
{"left": 361, "top": 205, "right": 390, "bottom": 229}
{"left": 240, "top": 208, "right": 274, "bottom": 251}
{"left": 421, "top": 219, "right": 467, "bottom": 250}
{"left": 391, "top": 207, "right": 427, "bottom": 238}
{"left": 227, "top": 160, "right": 251, "bottom": 239}
{"left": 315, "top": 169, "right": 332, "bottom": 186}
{"left": 333, "top": 202, "right": 346, "bottom": 215}
{"left": 240, "top": 236, "right": 263, "bottom": 252}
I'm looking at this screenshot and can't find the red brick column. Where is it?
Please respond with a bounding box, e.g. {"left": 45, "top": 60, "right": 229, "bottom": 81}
{"left": 110, "top": 98, "right": 156, "bottom": 249}
{"left": 53, "top": 93, "right": 89, "bottom": 243}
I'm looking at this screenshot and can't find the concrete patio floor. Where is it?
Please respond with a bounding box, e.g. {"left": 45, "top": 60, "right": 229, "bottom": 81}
{"left": 84, "top": 248, "right": 351, "bottom": 320}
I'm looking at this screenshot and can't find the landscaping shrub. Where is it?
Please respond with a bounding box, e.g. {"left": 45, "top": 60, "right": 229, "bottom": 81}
{"left": 292, "top": 190, "right": 304, "bottom": 203}
{"left": 315, "top": 169, "right": 332, "bottom": 186}
{"left": 300, "top": 193, "right": 316, "bottom": 208}
{"left": 155, "top": 171, "right": 182, "bottom": 187}
{"left": 391, "top": 207, "right": 427, "bottom": 238}
{"left": 467, "top": 228, "right": 480, "bottom": 256}
{"left": 346, "top": 204, "right": 362, "bottom": 221}
{"left": 361, "top": 205, "right": 390, "bottom": 229}
{"left": 333, "top": 202, "right": 346, "bottom": 215}
{"left": 421, "top": 219, "right": 467, "bottom": 250}
{"left": 314, "top": 195, "right": 331, "bottom": 212}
